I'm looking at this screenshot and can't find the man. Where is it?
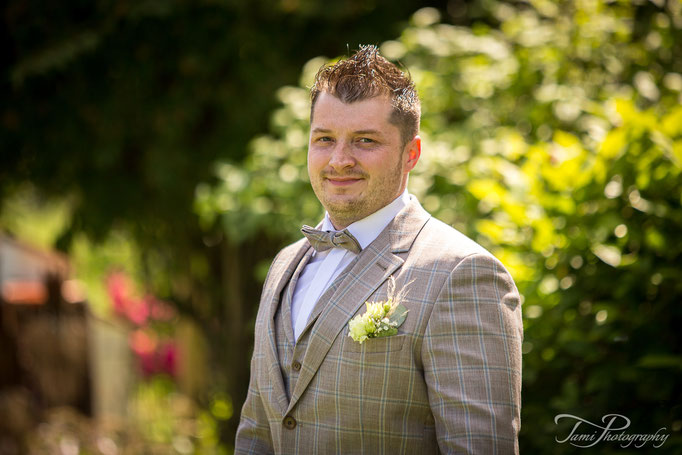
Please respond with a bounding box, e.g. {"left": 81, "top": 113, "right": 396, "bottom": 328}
{"left": 236, "top": 45, "right": 522, "bottom": 454}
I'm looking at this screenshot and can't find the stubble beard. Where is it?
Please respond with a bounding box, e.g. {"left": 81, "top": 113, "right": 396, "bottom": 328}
{"left": 314, "top": 160, "right": 404, "bottom": 229}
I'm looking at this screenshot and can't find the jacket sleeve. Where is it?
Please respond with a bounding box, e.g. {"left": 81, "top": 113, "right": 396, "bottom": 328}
{"left": 421, "top": 253, "right": 523, "bottom": 454}
{"left": 235, "top": 254, "right": 281, "bottom": 455}
{"left": 234, "top": 338, "right": 275, "bottom": 454}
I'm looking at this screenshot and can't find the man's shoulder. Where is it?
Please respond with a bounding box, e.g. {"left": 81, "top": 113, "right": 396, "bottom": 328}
{"left": 272, "top": 237, "right": 308, "bottom": 265}
{"left": 412, "top": 216, "right": 517, "bottom": 287}
{"left": 393, "top": 196, "right": 497, "bottom": 266}
{"left": 257, "top": 237, "right": 308, "bottom": 296}
{"left": 417, "top": 215, "right": 493, "bottom": 260}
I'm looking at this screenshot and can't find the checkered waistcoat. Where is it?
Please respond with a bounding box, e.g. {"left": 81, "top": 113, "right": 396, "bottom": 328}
{"left": 236, "top": 197, "right": 523, "bottom": 454}
{"left": 274, "top": 247, "right": 319, "bottom": 401}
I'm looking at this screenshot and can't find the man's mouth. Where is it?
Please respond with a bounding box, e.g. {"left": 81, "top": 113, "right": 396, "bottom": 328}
{"left": 325, "top": 176, "right": 364, "bottom": 186}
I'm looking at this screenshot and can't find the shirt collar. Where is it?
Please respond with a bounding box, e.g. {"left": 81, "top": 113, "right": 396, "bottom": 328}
{"left": 321, "top": 189, "right": 410, "bottom": 251}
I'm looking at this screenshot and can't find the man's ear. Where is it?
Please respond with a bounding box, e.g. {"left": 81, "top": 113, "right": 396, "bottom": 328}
{"left": 403, "top": 135, "right": 421, "bottom": 173}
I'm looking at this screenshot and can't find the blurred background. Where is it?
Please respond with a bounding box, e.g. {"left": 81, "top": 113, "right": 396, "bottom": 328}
{"left": 1, "top": 0, "right": 681, "bottom": 453}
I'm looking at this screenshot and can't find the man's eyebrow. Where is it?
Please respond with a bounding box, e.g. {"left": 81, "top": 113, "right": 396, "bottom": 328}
{"left": 310, "top": 127, "right": 384, "bottom": 136}
{"left": 354, "top": 129, "right": 383, "bottom": 136}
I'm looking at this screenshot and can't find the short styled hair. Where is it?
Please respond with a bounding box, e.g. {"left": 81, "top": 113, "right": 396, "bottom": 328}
{"left": 310, "top": 45, "right": 421, "bottom": 146}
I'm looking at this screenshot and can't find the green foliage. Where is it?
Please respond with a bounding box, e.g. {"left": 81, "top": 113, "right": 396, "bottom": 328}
{"left": 132, "top": 376, "right": 228, "bottom": 454}
{"left": 24, "top": 378, "right": 230, "bottom": 454}
{"left": 202, "top": 1, "right": 682, "bottom": 452}
{"left": 2, "top": 0, "right": 459, "bottom": 446}
{"left": 1, "top": 0, "right": 452, "bottom": 247}
{"left": 194, "top": 58, "right": 327, "bottom": 242}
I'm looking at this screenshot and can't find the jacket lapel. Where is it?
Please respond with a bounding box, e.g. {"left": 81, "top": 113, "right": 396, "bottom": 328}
{"left": 286, "top": 197, "right": 431, "bottom": 413}
{"left": 262, "top": 239, "right": 311, "bottom": 416}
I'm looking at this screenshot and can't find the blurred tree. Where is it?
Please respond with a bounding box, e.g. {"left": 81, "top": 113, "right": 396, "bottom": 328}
{"left": 1, "top": 0, "right": 459, "bottom": 446}
{"left": 1, "top": 0, "right": 456, "bottom": 246}
{"left": 199, "top": 1, "right": 682, "bottom": 452}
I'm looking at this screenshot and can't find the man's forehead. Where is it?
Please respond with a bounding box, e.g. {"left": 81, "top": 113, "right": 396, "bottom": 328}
{"left": 311, "top": 92, "right": 394, "bottom": 125}
{"left": 315, "top": 90, "right": 392, "bottom": 107}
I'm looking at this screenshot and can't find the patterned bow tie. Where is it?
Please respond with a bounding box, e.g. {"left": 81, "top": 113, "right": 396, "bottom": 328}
{"left": 301, "top": 225, "right": 362, "bottom": 254}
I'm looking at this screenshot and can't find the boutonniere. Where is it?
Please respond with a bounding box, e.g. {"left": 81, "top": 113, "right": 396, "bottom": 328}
{"left": 348, "top": 276, "right": 410, "bottom": 344}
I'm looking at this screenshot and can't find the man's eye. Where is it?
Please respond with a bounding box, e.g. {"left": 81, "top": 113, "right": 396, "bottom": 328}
{"left": 317, "top": 136, "right": 333, "bottom": 142}
{"left": 358, "top": 138, "right": 375, "bottom": 144}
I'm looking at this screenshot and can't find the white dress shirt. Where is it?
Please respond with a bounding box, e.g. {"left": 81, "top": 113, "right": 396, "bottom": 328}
{"left": 290, "top": 189, "right": 410, "bottom": 342}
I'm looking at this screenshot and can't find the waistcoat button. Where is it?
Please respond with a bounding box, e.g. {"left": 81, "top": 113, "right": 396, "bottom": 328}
{"left": 283, "top": 415, "right": 297, "bottom": 430}
{"left": 292, "top": 361, "right": 301, "bottom": 372}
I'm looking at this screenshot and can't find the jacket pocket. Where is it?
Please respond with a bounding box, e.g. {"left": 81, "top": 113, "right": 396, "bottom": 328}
{"left": 345, "top": 334, "right": 406, "bottom": 353}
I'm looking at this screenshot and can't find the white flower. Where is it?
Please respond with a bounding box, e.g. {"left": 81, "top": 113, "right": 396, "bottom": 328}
{"left": 347, "top": 276, "right": 411, "bottom": 344}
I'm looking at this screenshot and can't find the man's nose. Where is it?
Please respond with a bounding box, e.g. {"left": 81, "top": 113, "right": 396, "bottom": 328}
{"left": 328, "top": 142, "right": 355, "bottom": 170}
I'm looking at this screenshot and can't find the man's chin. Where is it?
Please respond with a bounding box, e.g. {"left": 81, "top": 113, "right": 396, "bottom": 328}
{"left": 323, "top": 197, "right": 367, "bottom": 217}
{"left": 324, "top": 199, "right": 360, "bottom": 213}
{"left": 322, "top": 190, "right": 362, "bottom": 204}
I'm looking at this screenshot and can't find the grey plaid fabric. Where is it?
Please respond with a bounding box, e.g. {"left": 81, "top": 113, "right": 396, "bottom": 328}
{"left": 236, "top": 196, "right": 523, "bottom": 454}
{"left": 273, "top": 246, "right": 310, "bottom": 400}
{"left": 301, "top": 225, "right": 362, "bottom": 254}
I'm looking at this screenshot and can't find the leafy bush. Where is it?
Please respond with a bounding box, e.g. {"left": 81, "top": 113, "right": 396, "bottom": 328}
{"left": 200, "top": 1, "right": 682, "bottom": 452}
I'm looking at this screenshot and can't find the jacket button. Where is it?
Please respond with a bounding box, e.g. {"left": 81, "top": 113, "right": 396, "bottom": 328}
{"left": 283, "top": 415, "right": 297, "bottom": 430}
{"left": 292, "top": 361, "right": 301, "bottom": 372}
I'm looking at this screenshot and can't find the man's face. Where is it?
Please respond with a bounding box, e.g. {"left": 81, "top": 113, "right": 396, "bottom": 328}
{"left": 308, "top": 92, "right": 420, "bottom": 229}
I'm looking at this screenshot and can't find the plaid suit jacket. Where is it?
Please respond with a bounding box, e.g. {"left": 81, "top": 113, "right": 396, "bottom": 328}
{"left": 236, "top": 197, "right": 523, "bottom": 454}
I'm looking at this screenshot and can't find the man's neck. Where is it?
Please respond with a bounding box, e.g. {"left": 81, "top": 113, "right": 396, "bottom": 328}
{"left": 321, "top": 190, "right": 410, "bottom": 250}
{"left": 328, "top": 188, "right": 409, "bottom": 230}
